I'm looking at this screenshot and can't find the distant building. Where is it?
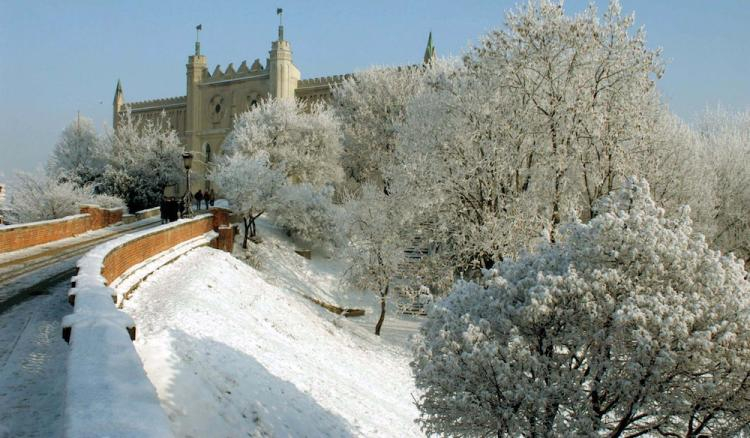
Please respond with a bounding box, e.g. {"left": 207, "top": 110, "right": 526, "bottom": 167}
{"left": 113, "top": 13, "right": 435, "bottom": 188}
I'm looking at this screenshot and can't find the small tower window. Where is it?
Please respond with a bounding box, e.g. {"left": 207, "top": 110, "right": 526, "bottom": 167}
{"left": 214, "top": 104, "right": 222, "bottom": 114}
{"left": 205, "top": 144, "right": 212, "bottom": 163}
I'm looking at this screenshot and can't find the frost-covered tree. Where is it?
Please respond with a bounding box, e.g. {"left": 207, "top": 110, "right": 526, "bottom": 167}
{"left": 222, "top": 98, "right": 343, "bottom": 188}
{"left": 4, "top": 171, "right": 124, "bottom": 224}
{"left": 640, "top": 111, "right": 715, "bottom": 235}
{"left": 396, "top": 0, "right": 665, "bottom": 273}
{"left": 332, "top": 66, "right": 428, "bottom": 191}
{"left": 340, "top": 185, "right": 409, "bottom": 335}
{"left": 412, "top": 178, "right": 750, "bottom": 437}
{"left": 210, "top": 152, "right": 285, "bottom": 248}
{"left": 100, "top": 109, "right": 183, "bottom": 213}
{"left": 697, "top": 107, "right": 750, "bottom": 264}
{"left": 47, "top": 116, "right": 107, "bottom": 185}
{"left": 270, "top": 183, "right": 340, "bottom": 251}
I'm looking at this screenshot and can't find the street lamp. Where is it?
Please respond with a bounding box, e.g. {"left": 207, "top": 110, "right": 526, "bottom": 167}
{"left": 182, "top": 151, "right": 194, "bottom": 218}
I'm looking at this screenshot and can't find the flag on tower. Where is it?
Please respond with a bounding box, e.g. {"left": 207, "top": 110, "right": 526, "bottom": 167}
{"left": 277, "top": 8, "right": 282, "bottom": 15}
{"left": 196, "top": 24, "right": 202, "bottom": 31}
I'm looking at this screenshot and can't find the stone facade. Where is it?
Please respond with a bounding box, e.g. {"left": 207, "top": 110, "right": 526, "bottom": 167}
{"left": 113, "top": 23, "right": 354, "bottom": 189}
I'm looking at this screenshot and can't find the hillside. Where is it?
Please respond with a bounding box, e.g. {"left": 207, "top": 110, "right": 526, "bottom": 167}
{"left": 120, "top": 230, "right": 423, "bottom": 437}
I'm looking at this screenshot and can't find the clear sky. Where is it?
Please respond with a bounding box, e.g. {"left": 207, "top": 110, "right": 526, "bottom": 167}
{"left": 1, "top": 0, "right": 748, "bottom": 177}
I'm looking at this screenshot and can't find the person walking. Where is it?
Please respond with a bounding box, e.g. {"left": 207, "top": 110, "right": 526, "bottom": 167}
{"left": 195, "top": 189, "right": 204, "bottom": 210}
{"left": 208, "top": 188, "right": 216, "bottom": 207}
{"left": 160, "top": 197, "right": 168, "bottom": 224}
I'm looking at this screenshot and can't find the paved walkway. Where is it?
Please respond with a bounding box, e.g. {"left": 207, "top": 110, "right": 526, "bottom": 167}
{"left": 0, "top": 218, "right": 160, "bottom": 312}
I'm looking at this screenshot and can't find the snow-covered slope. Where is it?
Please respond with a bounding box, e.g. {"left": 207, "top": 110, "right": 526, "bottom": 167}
{"left": 122, "top": 246, "right": 422, "bottom": 437}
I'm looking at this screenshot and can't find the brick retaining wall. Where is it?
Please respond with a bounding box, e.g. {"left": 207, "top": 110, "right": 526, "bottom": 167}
{"left": 101, "top": 216, "right": 214, "bottom": 284}
{"left": 0, "top": 205, "right": 123, "bottom": 254}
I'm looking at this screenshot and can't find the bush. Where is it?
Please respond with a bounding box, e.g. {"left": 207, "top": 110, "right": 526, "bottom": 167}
{"left": 412, "top": 178, "right": 750, "bottom": 437}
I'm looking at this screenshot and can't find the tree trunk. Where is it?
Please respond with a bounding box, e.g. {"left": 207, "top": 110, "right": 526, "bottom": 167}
{"left": 243, "top": 217, "right": 251, "bottom": 249}
{"left": 374, "top": 283, "right": 389, "bottom": 336}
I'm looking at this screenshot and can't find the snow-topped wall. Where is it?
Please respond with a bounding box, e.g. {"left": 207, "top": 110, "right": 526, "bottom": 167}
{"left": 61, "top": 209, "right": 233, "bottom": 438}
{"left": 0, "top": 205, "right": 123, "bottom": 253}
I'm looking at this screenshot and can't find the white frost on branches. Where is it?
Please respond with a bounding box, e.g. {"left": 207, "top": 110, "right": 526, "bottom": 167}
{"left": 100, "top": 108, "right": 183, "bottom": 213}
{"left": 412, "top": 178, "right": 750, "bottom": 437}
{"left": 393, "top": 0, "right": 668, "bottom": 276}
{"left": 271, "top": 184, "right": 341, "bottom": 251}
{"left": 222, "top": 98, "right": 343, "bottom": 188}
{"left": 210, "top": 152, "right": 285, "bottom": 248}
{"left": 4, "top": 171, "right": 124, "bottom": 224}
{"left": 340, "top": 185, "right": 409, "bottom": 335}
{"left": 333, "top": 65, "right": 432, "bottom": 191}
{"left": 47, "top": 116, "right": 107, "bottom": 185}
{"left": 697, "top": 107, "right": 750, "bottom": 263}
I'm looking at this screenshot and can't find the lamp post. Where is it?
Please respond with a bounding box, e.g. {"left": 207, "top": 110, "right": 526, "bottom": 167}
{"left": 182, "top": 151, "right": 194, "bottom": 218}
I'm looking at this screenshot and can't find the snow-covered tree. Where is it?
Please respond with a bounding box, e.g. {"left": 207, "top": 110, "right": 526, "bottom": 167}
{"left": 210, "top": 152, "right": 285, "bottom": 248}
{"left": 4, "top": 171, "right": 124, "bottom": 224}
{"left": 394, "top": 0, "right": 665, "bottom": 275}
{"left": 222, "top": 98, "right": 343, "bottom": 188}
{"left": 697, "top": 107, "right": 750, "bottom": 264}
{"left": 340, "top": 185, "right": 409, "bottom": 335}
{"left": 100, "top": 108, "right": 183, "bottom": 213}
{"left": 640, "top": 111, "right": 715, "bottom": 236}
{"left": 270, "top": 183, "right": 340, "bottom": 252}
{"left": 412, "top": 178, "right": 750, "bottom": 437}
{"left": 47, "top": 116, "right": 107, "bottom": 186}
{"left": 332, "top": 66, "right": 428, "bottom": 191}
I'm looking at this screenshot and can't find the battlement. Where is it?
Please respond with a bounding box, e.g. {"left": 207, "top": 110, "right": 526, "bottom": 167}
{"left": 129, "top": 95, "right": 186, "bottom": 110}
{"left": 204, "top": 58, "right": 267, "bottom": 83}
{"left": 297, "top": 74, "right": 351, "bottom": 88}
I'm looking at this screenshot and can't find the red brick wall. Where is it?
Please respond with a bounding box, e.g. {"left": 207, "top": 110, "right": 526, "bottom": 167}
{"left": 80, "top": 206, "right": 123, "bottom": 230}
{"left": 0, "top": 206, "right": 123, "bottom": 254}
{"left": 101, "top": 217, "right": 214, "bottom": 284}
{"left": 0, "top": 215, "right": 91, "bottom": 253}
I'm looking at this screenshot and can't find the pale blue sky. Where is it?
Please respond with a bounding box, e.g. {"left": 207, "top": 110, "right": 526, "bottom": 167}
{"left": 1, "top": 1, "right": 748, "bottom": 176}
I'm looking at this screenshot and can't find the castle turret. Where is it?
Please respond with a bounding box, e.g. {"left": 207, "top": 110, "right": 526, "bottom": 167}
{"left": 268, "top": 9, "right": 300, "bottom": 99}
{"left": 113, "top": 79, "right": 123, "bottom": 128}
{"left": 185, "top": 27, "right": 207, "bottom": 154}
{"left": 424, "top": 32, "right": 436, "bottom": 64}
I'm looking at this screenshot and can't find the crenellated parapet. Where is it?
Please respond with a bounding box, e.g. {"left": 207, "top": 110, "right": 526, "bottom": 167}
{"left": 204, "top": 58, "right": 267, "bottom": 83}
{"left": 129, "top": 95, "right": 187, "bottom": 111}
{"left": 297, "top": 74, "right": 351, "bottom": 89}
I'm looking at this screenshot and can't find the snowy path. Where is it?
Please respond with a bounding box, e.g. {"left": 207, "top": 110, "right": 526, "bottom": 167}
{"left": 0, "top": 217, "right": 160, "bottom": 310}
{"left": 0, "top": 275, "right": 70, "bottom": 437}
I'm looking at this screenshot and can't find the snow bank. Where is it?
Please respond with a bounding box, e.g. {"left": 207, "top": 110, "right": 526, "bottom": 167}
{"left": 62, "top": 215, "right": 219, "bottom": 438}
{"left": 123, "top": 246, "right": 422, "bottom": 437}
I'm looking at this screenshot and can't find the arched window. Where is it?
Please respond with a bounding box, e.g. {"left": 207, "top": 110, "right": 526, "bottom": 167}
{"left": 205, "top": 143, "right": 212, "bottom": 163}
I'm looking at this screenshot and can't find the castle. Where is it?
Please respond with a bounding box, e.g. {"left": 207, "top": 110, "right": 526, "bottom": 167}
{"left": 113, "top": 15, "right": 436, "bottom": 189}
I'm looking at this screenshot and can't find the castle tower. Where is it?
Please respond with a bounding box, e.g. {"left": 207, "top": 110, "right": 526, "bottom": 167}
{"left": 113, "top": 79, "right": 123, "bottom": 128}
{"left": 185, "top": 27, "right": 207, "bottom": 155}
{"left": 268, "top": 9, "right": 300, "bottom": 99}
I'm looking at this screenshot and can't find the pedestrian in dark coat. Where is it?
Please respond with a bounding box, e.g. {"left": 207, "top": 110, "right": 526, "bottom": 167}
{"left": 208, "top": 189, "right": 216, "bottom": 207}
{"left": 160, "top": 198, "right": 168, "bottom": 224}
{"left": 168, "top": 198, "right": 179, "bottom": 222}
{"left": 195, "top": 190, "right": 204, "bottom": 210}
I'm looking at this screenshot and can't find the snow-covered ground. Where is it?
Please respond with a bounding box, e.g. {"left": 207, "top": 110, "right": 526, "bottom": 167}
{"left": 121, "top": 220, "right": 424, "bottom": 437}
